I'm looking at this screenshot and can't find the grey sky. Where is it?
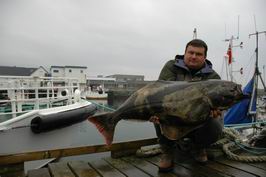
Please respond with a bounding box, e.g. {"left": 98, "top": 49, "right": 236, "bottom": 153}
{"left": 0, "top": 0, "right": 266, "bottom": 86}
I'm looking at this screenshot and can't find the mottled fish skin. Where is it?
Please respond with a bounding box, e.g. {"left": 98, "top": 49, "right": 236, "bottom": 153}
{"left": 113, "top": 80, "right": 242, "bottom": 123}
{"left": 88, "top": 80, "right": 245, "bottom": 145}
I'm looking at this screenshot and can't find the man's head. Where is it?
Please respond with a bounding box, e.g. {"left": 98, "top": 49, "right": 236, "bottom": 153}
{"left": 184, "top": 39, "right": 208, "bottom": 70}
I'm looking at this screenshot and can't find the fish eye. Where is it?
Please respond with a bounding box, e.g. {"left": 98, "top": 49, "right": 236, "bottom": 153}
{"left": 230, "top": 88, "right": 235, "bottom": 92}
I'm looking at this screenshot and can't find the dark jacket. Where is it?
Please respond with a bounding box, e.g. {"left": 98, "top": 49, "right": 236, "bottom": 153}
{"left": 159, "top": 55, "right": 220, "bottom": 81}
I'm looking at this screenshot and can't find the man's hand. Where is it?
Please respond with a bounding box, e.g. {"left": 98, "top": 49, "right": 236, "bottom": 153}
{"left": 149, "top": 116, "right": 160, "bottom": 124}
{"left": 210, "top": 109, "right": 222, "bottom": 119}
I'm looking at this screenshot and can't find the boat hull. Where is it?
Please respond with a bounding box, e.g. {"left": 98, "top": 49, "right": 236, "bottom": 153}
{"left": 0, "top": 100, "right": 97, "bottom": 155}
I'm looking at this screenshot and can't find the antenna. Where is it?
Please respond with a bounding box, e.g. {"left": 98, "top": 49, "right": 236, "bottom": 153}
{"left": 193, "top": 28, "right": 197, "bottom": 39}
{"left": 224, "top": 23, "right": 226, "bottom": 39}
{"left": 237, "top": 15, "right": 240, "bottom": 39}
{"left": 253, "top": 15, "right": 257, "bottom": 32}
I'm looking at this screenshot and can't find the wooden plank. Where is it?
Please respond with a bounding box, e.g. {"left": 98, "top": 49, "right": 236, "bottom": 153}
{"left": 0, "top": 163, "right": 24, "bottom": 176}
{"left": 89, "top": 159, "right": 125, "bottom": 177}
{"left": 0, "top": 171, "right": 25, "bottom": 177}
{"left": 28, "top": 168, "right": 51, "bottom": 177}
{"left": 104, "top": 157, "right": 151, "bottom": 177}
{"left": 248, "top": 162, "right": 266, "bottom": 171}
{"left": 204, "top": 160, "right": 257, "bottom": 177}
{"left": 147, "top": 156, "right": 203, "bottom": 177}
{"left": 111, "top": 148, "right": 137, "bottom": 158}
{"left": 0, "top": 138, "right": 157, "bottom": 165}
{"left": 122, "top": 156, "right": 177, "bottom": 177}
{"left": 175, "top": 158, "right": 231, "bottom": 177}
{"left": 68, "top": 161, "right": 100, "bottom": 177}
{"left": 48, "top": 162, "right": 75, "bottom": 177}
{"left": 216, "top": 158, "right": 266, "bottom": 177}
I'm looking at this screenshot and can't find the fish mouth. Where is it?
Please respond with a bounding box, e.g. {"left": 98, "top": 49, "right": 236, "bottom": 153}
{"left": 222, "top": 93, "right": 250, "bottom": 104}
{"left": 236, "top": 93, "right": 250, "bottom": 100}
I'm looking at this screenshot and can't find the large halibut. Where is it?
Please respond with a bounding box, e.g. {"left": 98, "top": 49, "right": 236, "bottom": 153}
{"left": 88, "top": 80, "right": 246, "bottom": 145}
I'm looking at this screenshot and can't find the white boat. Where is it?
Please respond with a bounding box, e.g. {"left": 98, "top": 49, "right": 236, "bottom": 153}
{"left": 86, "top": 91, "right": 108, "bottom": 100}
{"left": 85, "top": 85, "right": 108, "bottom": 100}
{"left": 0, "top": 76, "right": 97, "bottom": 155}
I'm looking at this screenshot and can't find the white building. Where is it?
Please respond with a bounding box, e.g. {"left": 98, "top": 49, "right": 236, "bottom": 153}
{"left": 50, "top": 66, "right": 87, "bottom": 84}
{"left": 0, "top": 66, "right": 49, "bottom": 88}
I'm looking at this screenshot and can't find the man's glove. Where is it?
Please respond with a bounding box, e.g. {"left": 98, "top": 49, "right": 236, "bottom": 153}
{"left": 210, "top": 109, "right": 222, "bottom": 119}
{"left": 149, "top": 116, "right": 160, "bottom": 124}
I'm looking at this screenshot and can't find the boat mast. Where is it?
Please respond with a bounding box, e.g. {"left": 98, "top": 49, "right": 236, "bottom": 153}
{"left": 228, "top": 36, "right": 234, "bottom": 81}
{"left": 248, "top": 30, "right": 266, "bottom": 121}
{"left": 193, "top": 28, "right": 197, "bottom": 39}
{"left": 224, "top": 16, "right": 243, "bottom": 82}
{"left": 263, "top": 65, "right": 266, "bottom": 84}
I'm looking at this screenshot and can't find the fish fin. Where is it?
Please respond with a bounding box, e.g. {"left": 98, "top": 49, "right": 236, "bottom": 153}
{"left": 88, "top": 113, "right": 117, "bottom": 146}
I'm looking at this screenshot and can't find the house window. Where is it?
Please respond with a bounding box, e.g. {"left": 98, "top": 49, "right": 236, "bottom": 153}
{"left": 53, "top": 70, "right": 59, "bottom": 73}
{"left": 80, "top": 70, "right": 83, "bottom": 73}
{"left": 69, "top": 69, "right": 72, "bottom": 73}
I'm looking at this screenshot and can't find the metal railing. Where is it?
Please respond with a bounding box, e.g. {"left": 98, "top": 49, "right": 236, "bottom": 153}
{"left": 0, "top": 76, "right": 80, "bottom": 119}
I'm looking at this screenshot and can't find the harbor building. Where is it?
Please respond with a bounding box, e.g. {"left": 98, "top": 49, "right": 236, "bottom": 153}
{"left": 0, "top": 66, "right": 49, "bottom": 88}
{"left": 50, "top": 66, "right": 87, "bottom": 84}
{"left": 106, "top": 74, "right": 144, "bottom": 82}
{"left": 0, "top": 66, "right": 48, "bottom": 77}
{"left": 87, "top": 74, "right": 152, "bottom": 91}
{"left": 50, "top": 66, "right": 88, "bottom": 91}
{"left": 87, "top": 76, "right": 116, "bottom": 92}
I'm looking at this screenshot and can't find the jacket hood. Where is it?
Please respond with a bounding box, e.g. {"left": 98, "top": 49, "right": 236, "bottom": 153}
{"left": 174, "top": 55, "right": 215, "bottom": 74}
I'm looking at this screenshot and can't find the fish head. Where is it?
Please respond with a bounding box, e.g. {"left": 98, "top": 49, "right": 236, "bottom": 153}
{"left": 204, "top": 80, "right": 248, "bottom": 110}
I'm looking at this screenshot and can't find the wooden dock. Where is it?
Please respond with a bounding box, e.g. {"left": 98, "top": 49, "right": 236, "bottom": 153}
{"left": 1, "top": 138, "right": 266, "bottom": 177}
{"left": 27, "top": 154, "right": 266, "bottom": 177}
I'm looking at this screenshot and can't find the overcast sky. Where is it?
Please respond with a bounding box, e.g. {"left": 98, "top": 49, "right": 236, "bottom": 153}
{"left": 0, "top": 0, "right": 266, "bottom": 86}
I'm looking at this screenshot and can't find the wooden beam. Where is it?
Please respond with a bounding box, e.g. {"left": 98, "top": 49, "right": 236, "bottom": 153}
{"left": 0, "top": 138, "right": 157, "bottom": 165}
{"left": 0, "top": 163, "right": 24, "bottom": 177}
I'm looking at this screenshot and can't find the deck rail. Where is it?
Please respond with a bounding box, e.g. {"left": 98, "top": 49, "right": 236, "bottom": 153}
{"left": 0, "top": 138, "right": 158, "bottom": 165}
{"left": 0, "top": 76, "right": 80, "bottom": 119}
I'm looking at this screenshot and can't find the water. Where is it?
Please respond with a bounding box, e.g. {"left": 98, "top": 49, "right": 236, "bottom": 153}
{"left": 79, "top": 99, "right": 156, "bottom": 145}
{"left": 0, "top": 99, "right": 156, "bottom": 146}
{"left": 59, "top": 99, "right": 156, "bottom": 163}
{"left": 23, "top": 98, "right": 156, "bottom": 172}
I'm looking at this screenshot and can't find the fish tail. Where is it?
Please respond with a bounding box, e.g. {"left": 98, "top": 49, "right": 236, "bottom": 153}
{"left": 88, "top": 112, "right": 117, "bottom": 146}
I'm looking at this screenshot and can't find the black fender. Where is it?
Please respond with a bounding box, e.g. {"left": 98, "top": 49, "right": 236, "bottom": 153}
{"left": 31, "top": 104, "right": 97, "bottom": 133}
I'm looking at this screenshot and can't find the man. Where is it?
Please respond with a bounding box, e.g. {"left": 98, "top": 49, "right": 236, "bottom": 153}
{"left": 153, "top": 39, "right": 222, "bottom": 172}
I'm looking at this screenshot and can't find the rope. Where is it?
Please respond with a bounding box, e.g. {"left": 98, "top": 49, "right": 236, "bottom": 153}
{"left": 223, "top": 142, "right": 266, "bottom": 162}
{"left": 224, "top": 120, "right": 266, "bottom": 128}
{"left": 90, "top": 101, "right": 116, "bottom": 112}
{"left": 0, "top": 124, "right": 36, "bottom": 132}
{"left": 134, "top": 127, "right": 266, "bottom": 162}
{"left": 136, "top": 144, "right": 162, "bottom": 157}
{"left": 216, "top": 127, "right": 266, "bottom": 162}
{"left": 235, "top": 140, "right": 266, "bottom": 155}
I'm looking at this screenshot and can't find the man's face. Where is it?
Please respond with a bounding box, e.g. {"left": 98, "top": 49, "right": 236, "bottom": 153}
{"left": 184, "top": 45, "right": 206, "bottom": 70}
